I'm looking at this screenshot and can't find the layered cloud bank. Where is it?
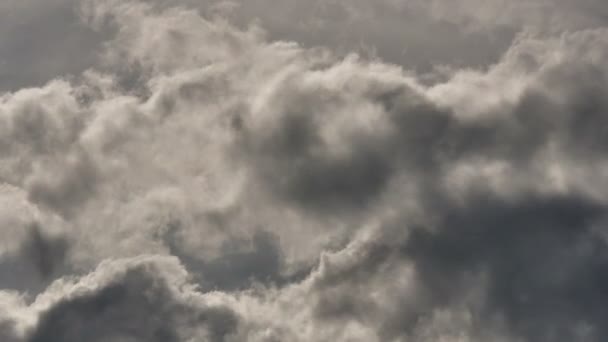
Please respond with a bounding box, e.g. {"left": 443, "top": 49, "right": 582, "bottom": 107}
{"left": 1, "top": 0, "right": 608, "bottom": 341}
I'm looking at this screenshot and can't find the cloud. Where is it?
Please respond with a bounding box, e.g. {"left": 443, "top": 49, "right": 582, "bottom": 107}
{"left": 403, "top": 193, "right": 608, "bottom": 341}
{"left": 6, "top": 256, "right": 239, "bottom": 342}
{"left": 1, "top": 0, "right": 608, "bottom": 341}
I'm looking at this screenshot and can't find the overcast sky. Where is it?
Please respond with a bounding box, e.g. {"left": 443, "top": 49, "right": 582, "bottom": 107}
{"left": 1, "top": 1, "right": 608, "bottom": 341}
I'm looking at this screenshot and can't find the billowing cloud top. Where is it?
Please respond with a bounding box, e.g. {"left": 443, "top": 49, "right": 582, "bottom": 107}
{"left": 1, "top": 0, "right": 608, "bottom": 341}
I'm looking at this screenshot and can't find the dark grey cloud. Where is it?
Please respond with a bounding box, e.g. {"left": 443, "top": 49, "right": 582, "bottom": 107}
{"left": 240, "top": 102, "right": 395, "bottom": 212}
{"left": 19, "top": 223, "right": 69, "bottom": 282}
{"left": 404, "top": 193, "right": 608, "bottom": 342}
{"left": 300, "top": 194, "right": 608, "bottom": 341}
{"left": 165, "top": 223, "right": 287, "bottom": 291}
{"left": 0, "top": 223, "right": 70, "bottom": 295}
{"left": 21, "top": 257, "right": 240, "bottom": 342}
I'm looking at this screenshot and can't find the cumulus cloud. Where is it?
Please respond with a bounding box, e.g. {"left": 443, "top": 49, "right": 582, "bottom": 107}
{"left": 1, "top": 0, "right": 608, "bottom": 341}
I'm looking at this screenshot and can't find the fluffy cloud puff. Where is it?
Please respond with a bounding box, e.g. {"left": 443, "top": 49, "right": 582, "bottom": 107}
{"left": 1, "top": 0, "right": 608, "bottom": 341}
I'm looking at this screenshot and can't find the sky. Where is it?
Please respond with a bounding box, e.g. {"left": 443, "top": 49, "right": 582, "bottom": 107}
{"left": 1, "top": 0, "right": 608, "bottom": 341}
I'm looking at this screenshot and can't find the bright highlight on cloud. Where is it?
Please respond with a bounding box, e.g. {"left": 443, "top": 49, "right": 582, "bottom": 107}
{"left": 1, "top": 0, "right": 608, "bottom": 341}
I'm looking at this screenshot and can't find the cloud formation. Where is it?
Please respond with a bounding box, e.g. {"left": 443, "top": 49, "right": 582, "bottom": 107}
{"left": 1, "top": 0, "right": 608, "bottom": 341}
